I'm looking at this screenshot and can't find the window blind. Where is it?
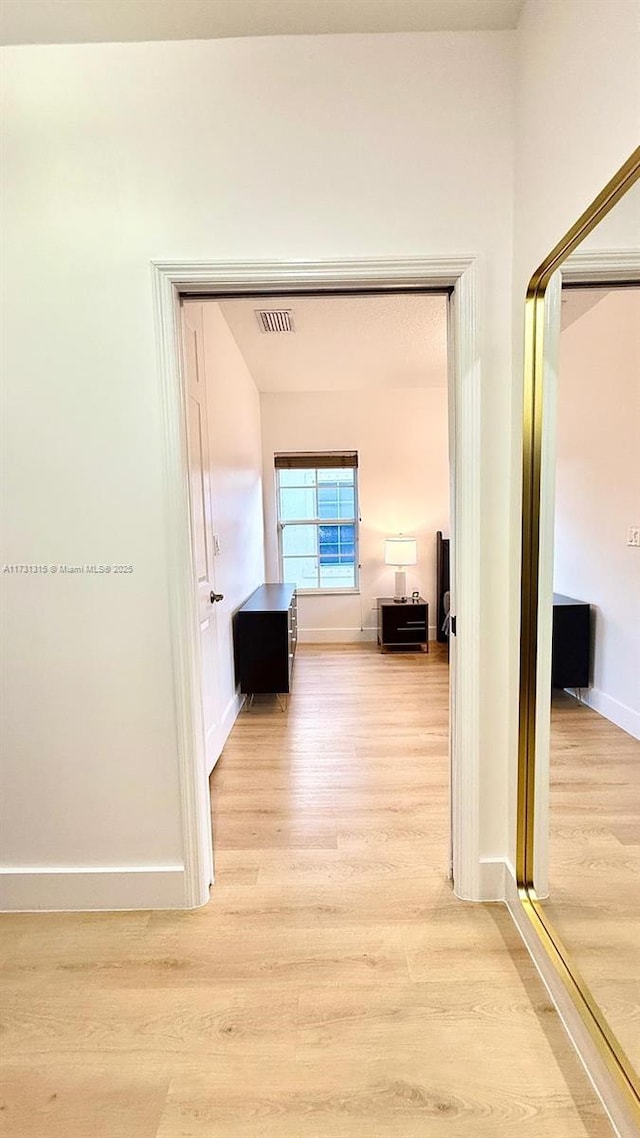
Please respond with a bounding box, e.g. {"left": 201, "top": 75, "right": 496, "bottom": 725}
{"left": 274, "top": 451, "right": 358, "bottom": 470}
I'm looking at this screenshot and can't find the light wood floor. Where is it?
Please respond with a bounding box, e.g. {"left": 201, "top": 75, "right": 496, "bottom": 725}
{"left": 0, "top": 645, "right": 612, "bottom": 1136}
{"left": 547, "top": 690, "right": 640, "bottom": 1073}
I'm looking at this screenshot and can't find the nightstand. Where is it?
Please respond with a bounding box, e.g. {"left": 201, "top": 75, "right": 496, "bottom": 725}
{"left": 377, "top": 597, "right": 428, "bottom": 652}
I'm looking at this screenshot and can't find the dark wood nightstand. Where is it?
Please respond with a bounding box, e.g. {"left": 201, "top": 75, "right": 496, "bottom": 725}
{"left": 377, "top": 597, "right": 428, "bottom": 652}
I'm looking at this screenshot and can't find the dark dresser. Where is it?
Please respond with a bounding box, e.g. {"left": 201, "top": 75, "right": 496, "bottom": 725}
{"left": 552, "top": 593, "right": 591, "bottom": 689}
{"left": 234, "top": 584, "right": 297, "bottom": 696}
{"left": 377, "top": 597, "right": 428, "bottom": 651}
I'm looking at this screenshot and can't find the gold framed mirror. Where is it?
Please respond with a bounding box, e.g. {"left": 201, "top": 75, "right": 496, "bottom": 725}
{"left": 517, "top": 147, "right": 640, "bottom": 1126}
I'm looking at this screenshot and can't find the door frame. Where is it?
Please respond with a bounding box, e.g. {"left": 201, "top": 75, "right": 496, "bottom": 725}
{"left": 152, "top": 256, "right": 482, "bottom": 908}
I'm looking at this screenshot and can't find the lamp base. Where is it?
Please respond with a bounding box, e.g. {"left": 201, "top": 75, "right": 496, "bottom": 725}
{"left": 393, "top": 569, "right": 407, "bottom": 603}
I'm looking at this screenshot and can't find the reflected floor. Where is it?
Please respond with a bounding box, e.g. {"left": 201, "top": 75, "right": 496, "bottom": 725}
{"left": 547, "top": 690, "right": 640, "bottom": 1074}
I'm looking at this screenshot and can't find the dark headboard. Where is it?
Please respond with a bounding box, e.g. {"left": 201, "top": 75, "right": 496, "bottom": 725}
{"left": 436, "top": 531, "right": 450, "bottom": 643}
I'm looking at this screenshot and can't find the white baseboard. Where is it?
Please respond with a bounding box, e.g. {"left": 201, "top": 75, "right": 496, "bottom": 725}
{"left": 477, "top": 856, "right": 509, "bottom": 900}
{"left": 0, "top": 864, "right": 187, "bottom": 912}
{"left": 208, "top": 691, "right": 246, "bottom": 773}
{"left": 298, "top": 626, "right": 440, "bottom": 644}
{"left": 222, "top": 691, "right": 245, "bottom": 736}
{"left": 505, "top": 868, "right": 636, "bottom": 1138}
{"left": 453, "top": 856, "right": 510, "bottom": 902}
{"left": 298, "top": 627, "right": 377, "bottom": 643}
{"left": 572, "top": 686, "right": 640, "bottom": 741}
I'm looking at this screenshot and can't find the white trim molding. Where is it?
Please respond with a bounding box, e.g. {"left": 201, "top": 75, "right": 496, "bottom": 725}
{"left": 573, "top": 687, "right": 640, "bottom": 741}
{"left": 560, "top": 248, "right": 640, "bottom": 285}
{"left": 298, "top": 627, "right": 378, "bottom": 644}
{"left": 212, "top": 692, "right": 247, "bottom": 775}
{"left": 505, "top": 869, "right": 637, "bottom": 1138}
{"left": 478, "top": 857, "right": 509, "bottom": 900}
{"left": 153, "top": 267, "right": 214, "bottom": 908}
{"left": 152, "top": 256, "right": 484, "bottom": 907}
{"left": 0, "top": 866, "right": 186, "bottom": 912}
{"left": 447, "top": 264, "right": 483, "bottom": 900}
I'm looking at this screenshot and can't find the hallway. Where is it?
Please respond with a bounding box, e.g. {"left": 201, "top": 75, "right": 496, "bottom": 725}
{"left": 0, "top": 645, "right": 612, "bottom": 1135}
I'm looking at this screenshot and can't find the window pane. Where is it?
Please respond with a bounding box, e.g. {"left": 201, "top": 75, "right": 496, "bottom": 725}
{"left": 282, "top": 556, "right": 318, "bottom": 589}
{"left": 282, "top": 524, "right": 317, "bottom": 557}
{"left": 317, "top": 467, "right": 354, "bottom": 484}
{"left": 319, "top": 523, "right": 356, "bottom": 566}
{"left": 319, "top": 561, "right": 356, "bottom": 588}
{"left": 319, "top": 524, "right": 338, "bottom": 544}
{"left": 318, "top": 486, "right": 339, "bottom": 518}
{"left": 318, "top": 526, "right": 337, "bottom": 564}
{"left": 278, "top": 469, "right": 317, "bottom": 488}
{"left": 279, "top": 486, "right": 316, "bottom": 521}
{"left": 318, "top": 502, "right": 335, "bottom": 520}
{"left": 338, "top": 487, "right": 355, "bottom": 518}
{"left": 317, "top": 480, "right": 355, "bottom": 519}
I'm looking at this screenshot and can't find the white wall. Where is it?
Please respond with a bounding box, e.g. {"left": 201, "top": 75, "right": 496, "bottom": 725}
{"left": 514, "top": 0, "right": 640, "bottom": 285}
{"left": 2, "top": 13, "right": 639, "bottom": 908}
{"left": 261, "top": 389, "right": 449, "bottom": 641}
{"left": 196, "top": 301, "right": 266, "bottom": 749}
{"left": 1, "top": 30, "right": 517, "bottom": 908}
{"left": 555, "top": 289, "right": 640, "bottom": 738}
{"left": 509, "top": 0, "right": 640, "bottom": 861}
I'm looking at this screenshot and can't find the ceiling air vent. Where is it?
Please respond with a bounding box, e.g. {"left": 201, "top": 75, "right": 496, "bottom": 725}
{"left": 255, "top": 309, "right": 294, "bottom": 334}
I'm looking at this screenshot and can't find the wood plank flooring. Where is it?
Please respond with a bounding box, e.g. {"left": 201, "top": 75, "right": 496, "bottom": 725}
{"left": 546, "top": 690, "right": 640, "bottom": 1073}
{"left": 0, "top": 644, "right": 612, "bottom": 1136}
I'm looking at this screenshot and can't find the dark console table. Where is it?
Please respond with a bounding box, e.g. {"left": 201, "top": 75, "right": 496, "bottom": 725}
{"left": 234, "top": 584, "right": 297, "bottom": 705}
{"left": 377, "top": 597, "right": 428, "bottom": 652}
{"left": 552, "top": 593, "right": 591, "bottom": 689}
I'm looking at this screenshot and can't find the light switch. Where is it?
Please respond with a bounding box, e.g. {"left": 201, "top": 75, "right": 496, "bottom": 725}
{"left": 213, "top": 534, "right": 221, "bottom": 555}
{"left": 627, "top": 526, "right": 640, "bottom": 547}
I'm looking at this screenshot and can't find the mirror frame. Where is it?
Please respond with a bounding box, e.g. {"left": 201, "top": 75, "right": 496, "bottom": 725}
{"left": 517, "top": 146, "right": 640, "bottom": 1120}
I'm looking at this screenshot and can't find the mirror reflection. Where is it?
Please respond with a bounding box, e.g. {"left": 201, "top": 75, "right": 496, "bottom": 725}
{"left": 542, "top": 181, "right": 640, "bottom": 1071}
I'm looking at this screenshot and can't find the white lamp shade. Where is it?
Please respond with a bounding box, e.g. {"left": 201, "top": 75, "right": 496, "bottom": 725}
{"left": 385, "top": 537, "right": 417, "bottom": 567}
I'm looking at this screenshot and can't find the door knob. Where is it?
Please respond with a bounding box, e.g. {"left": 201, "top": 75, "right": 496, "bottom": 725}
{"left": 210, "top": 591, "right": 224, "bottom": 603}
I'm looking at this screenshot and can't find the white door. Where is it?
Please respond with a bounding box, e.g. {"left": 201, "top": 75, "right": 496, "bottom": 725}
{"left": 181, "top": 300, "right": 223, "bottom": 776}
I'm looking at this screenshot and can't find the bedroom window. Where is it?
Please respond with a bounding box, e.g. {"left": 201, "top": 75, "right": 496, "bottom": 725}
{"left": 275, "top": 452, "right": 359, "bottom": 593}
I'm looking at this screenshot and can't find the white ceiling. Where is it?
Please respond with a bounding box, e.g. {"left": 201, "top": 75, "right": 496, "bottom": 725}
{"left": 1, "top": 0, "right": 526, "bottom": 46}
{"left": 218, "top": 292, "right": 448, "bottom": 393}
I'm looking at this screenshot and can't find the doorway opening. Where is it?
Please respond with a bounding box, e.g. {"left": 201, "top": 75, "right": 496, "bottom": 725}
{"left": 152, "top": 257, "right": 482, "bottom": 907}
{"left": 180, "top": 289, "right": 452, "bottom": 900}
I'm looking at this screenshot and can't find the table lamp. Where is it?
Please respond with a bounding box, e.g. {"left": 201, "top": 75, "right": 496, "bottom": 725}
{"left": 385, "top": 536, "right": 417, "bottom": 603}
